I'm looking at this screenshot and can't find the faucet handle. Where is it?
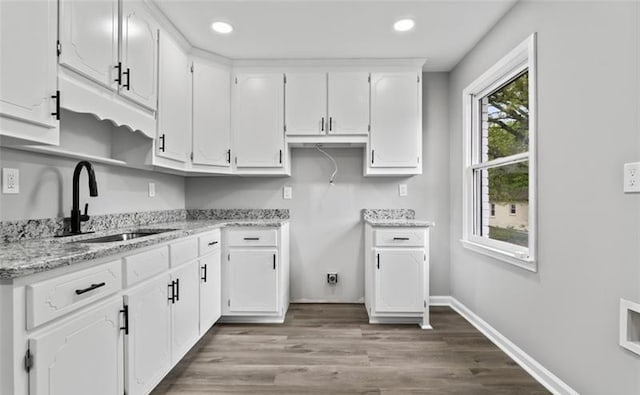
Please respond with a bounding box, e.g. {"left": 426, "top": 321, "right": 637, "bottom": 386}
{"left": 80, "top": 203, "right": 90, "bottom": 222}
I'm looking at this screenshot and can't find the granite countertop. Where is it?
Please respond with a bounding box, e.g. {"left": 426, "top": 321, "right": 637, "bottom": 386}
{"left": 0, "top": 218, "right": 288, "bottom": 280}
{"left": 361, "top": 208, "right": 435, "bottom": 228}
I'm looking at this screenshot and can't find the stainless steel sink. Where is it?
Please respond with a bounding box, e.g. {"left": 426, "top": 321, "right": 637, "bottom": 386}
{"left": 73, "top": 229, "right": 178, "bottom": 243}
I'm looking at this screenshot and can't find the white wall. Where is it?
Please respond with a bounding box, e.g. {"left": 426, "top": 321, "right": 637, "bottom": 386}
{"left": 187, "top": 72, "right": 451, "bottom": 301}
{"left": 0, "top": 112, "right": 186, "bottom": 221}
{"left": 448, "top": 1, "right": 640, "bottom": 394}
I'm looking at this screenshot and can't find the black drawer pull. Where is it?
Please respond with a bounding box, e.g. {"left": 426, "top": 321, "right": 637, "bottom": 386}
{"left": 75, "top": 282, "right": 106, "bottom": 295}
{"left": 244, "top": 237, "right": 259, "bottom": 241}
{"left": 393, "top": 237, "right": 410, "bottom": 240}
{"left": 208, "top": 241, "right": 218, "bottom": 246}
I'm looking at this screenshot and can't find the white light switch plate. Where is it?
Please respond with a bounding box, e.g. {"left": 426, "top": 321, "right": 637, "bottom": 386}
{"left": 283, "top": 186, "right": 292, "bottom": 200}
{"left": 148, "top": 182, "right": 156, "bottom": 197}
{"left": 2, "top": 168, "right": 19, "bottom": 194}
{"left": 398, "top": 184, "right": 408, "bottom": 197}
{"left": 624, "top": 162, "right": 640, "bottom": 193}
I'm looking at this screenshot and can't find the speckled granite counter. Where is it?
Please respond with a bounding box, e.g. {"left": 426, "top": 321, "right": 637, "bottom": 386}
{"left": 362, "top": 208, "right": 435, "bottom": 228}
{"left": 0, "top": 216, "right": 288, "bottom": 280}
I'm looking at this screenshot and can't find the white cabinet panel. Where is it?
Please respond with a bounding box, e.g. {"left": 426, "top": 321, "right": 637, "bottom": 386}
{"left": 157, "top": 32, "right": 190, "bottom": 163}
{"left": 327, "top": 72, "right": 369, "bottom": 135}
{"left": 124, "top": 274, "right": 171, "bottom": 395}
{"left": 370, "top": 72, "right": 421, "bottom": 168}
{"left": 120, "top": 0, "right": 158, "bottom": 110}
{"left": 285, "top": 73, "right": 327, "bottom": 135}
{"left": 170, "top": 260, "right": 200, "bottom": 363}
{"left": 59, "top": 0, "right": 118, "bottom": 89}
{"left": 29, "top": 297, "right": 123, "bottom": 395}
{"left": 232, "top": 73, "right": 284, "bottom": 168}
{"left": 0, "top": 0, "right": 58, "bottom": 137}
{"left": 374, "top": 249, "right": 424, "bottom": 313}
{"left": 199, "top": 253, "right": 221, "bottom": 334}
{"left": 227, "top": 249, "right": 278, "bottom": 313}
{"left": 192, "top": 61, "right": 231, "bottom": 167}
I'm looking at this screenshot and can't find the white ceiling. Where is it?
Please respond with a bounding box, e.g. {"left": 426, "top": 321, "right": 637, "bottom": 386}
{"left": 154, "top": 0, "right": 517, "bottom": 71}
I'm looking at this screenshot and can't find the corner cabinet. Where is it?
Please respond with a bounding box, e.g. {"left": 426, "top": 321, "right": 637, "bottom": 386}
{"left": 0, "top": 0, "right": 59, "bottom": 145}
{"left": 232, "top": 73, "right": 288, "bottom": 175}
{"left": 366, "top": 72, "right": 422, "bottom": 176}
{"left": 364, "top": 225, "right": 431, "bottom": 329}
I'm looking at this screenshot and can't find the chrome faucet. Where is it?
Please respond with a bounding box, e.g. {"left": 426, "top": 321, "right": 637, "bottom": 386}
{"left": 70, "top": 161, "right": 98, "bottom": 234}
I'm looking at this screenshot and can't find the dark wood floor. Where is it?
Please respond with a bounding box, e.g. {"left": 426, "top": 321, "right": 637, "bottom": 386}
{"left": 151, "top": 304, "right": 548, "bottom": 394}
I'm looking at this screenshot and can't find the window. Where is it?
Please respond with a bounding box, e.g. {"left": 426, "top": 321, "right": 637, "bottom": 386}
{"left": 462, "top": 34, "right": 537, "bottom": 271}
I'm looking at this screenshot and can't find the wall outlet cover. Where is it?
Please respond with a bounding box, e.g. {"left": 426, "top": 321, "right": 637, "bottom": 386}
{"left": 2, "top": 168, "right": 19, "bottom": 194}
{"left": 398, "top": 183, "right": 408, "bottom": 197}
{"left": 623, "top": 162, "right": 640, "bottom": 193}
{"left": 283, "top": 186, "right": 292, "bottom": 200}
{"left": 148, "top": 182, "right": 156, "bottom": 197}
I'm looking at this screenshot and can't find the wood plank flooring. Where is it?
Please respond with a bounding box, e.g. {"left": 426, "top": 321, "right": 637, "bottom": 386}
{"left": 151, "top": 304, "right": 549, "bottom": 394}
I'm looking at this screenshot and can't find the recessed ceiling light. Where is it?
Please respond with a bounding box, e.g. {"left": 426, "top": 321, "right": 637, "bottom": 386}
{"left": 393, "top": 19, "right": 415, "bottom": 32}
{"left": 211, "top": 21, "right": 233, "bottom": 34}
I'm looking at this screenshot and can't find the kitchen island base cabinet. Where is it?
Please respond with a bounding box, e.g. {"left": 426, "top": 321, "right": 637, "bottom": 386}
{"left": 28, "top": 297, "right": 124, "bottom": 395}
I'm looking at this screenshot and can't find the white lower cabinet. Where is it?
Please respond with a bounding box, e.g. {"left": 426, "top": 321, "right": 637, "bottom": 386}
{"left": 374, "top": 249, "right": 424, "bottom": 313}
{"left": 169, "top": 261, "right": 200, "bottom": 363}
{"left": 124, "top": 274, "right": 171, "bottom": 395}
{"left": 28, "top": 297, "right": 124, "bottom": 395}
{"left": 226, "top": 249, "right": 279, "bottom": 314}
{"left": 199, "top": 252, "right": 222, "bottom": 334}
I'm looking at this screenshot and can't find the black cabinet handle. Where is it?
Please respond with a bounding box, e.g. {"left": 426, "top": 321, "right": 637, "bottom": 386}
{"left": 321, "top": 117, "right": 325, "bottom": 132}
{"left": 159, "top": 134, "right": 166, "bottom": 152}
{"left": 175, "top": 278, "right": 180, "bottom": 301}
{"left": 201, "top": 264, "right": 208, "bottom": 282}
{"left": 114, "top": 62, "right": 122, "bottom": 85}
{"left": 120, "top": 305, "right": 129, "bottom": 335}
{"left": 208, "top": 241, "right": 218, "bottom": 246}
{"left": 244, "top": 237, "right": 259, "bottom": 241}
{"left": 393, "top": 237, "right": 410, "bottom": 240}
{"left": 123, "top": 67, "right": 130, "bottom": 90}
{"left": 75, "top": 282, "right": 106, "bottom": 295}
{"left": 227, "top": 149, "right": 231, "bottom": 164}
{"left": 279, "top": 150, "right": 283, "bottom": 164}
{"left": 168, "top": 281, "right": 176, "bottom": 303}
{"left": 51, "top": 90, "right": 60, "bottom": 120}
{"left": 329, "top": 117, "right": 333, "bottom": 131}
{"left": 371, "top": 150, "right": 375, "bottom": 164}
{"left": 377, "top": 254, "right": 380, "bottom": 269}
{"left": 273, "top": 254, "right": 276, "bottom": 270}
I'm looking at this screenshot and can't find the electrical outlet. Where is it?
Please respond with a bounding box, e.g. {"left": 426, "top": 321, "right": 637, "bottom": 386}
{"left": 148, "top": 182, "right": 156, "bottom": 197}
{"left": 398, "top": 183, "right": 408, "bottom": 197}
{"left": 2, "top": 168, "right": 19, "bottom": 194}
{"left": 624, "top": 162, "right": 640, "bottom": 193}
{"left": 327, "top": 272, "right": 338, "bottom": 285}
{"left": 283, "top": 186, "right": 292, "bottom": 200}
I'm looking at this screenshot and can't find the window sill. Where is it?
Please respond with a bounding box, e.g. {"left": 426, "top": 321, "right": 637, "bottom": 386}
{"left": 460, "top": 239, "right": 537, "bottom": 272}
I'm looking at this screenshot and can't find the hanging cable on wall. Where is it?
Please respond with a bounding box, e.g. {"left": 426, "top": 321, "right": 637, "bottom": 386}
{"left": 316, "top": 145, "right": 338, "bottom": 185}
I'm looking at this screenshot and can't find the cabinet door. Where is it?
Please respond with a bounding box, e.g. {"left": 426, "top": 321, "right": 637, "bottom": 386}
{"left": 327, "top": 72, "right": 369, "bottom": 135}
{"left": 29, "top": 297, "right": 123, "bottom": 395}
{"left": 157, "top": 32, "right": 190, "bottom": 163}
{"left": 192, "top": 61, "right": 231, "bottom": 167}
{"left": 370, "top": 72, "right": 421, "bottom": 168}
{"left": 232, "top": 73, "right": 284, "bottom": 168}
{"left": 124, "top": 275, "right": 171, "bottom": 395}
{"left": 59, "top": 0, "right": 118, "bottom": 89}
{"left": 374, "top": 249, "right": 424, "bottom": 313}
{"left": 0, "top": 0, "right": 58, "bottom": 129}
{"left": 227, "top": 249, "right": 278, "bottom": 313}
{"left": 285, "top": 73, "right": 327, "bottom": 135}
{"left": 199, "top": 252, "right": 221, "bottom": 334}
{"left": 120, "top": 0, "right": 158, "bottom": 110}
{"left": 171, "top": 261, "right": 200, "bottom": 363}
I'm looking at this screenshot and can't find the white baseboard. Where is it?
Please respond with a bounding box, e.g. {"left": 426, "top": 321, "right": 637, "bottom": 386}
{"left": 429, "top": 296, "right": 578, "bottom": 395}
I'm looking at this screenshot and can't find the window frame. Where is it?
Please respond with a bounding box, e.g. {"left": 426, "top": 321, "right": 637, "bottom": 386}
{"left": 461, "top": 34, "right": 537, "bottom": 272}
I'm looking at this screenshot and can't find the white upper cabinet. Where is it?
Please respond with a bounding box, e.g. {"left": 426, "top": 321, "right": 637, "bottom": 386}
{"left": 0, "top": 0, "right": 59, "bottom": 145}
{"left": 156, "top": 33, "right": 190, "bottom": 163}
{"left": 58, "top": 0, "right": 119, "bottom": 90}
{"left": 232, "top": 73, "right": 285, "bottom": 168}
{"left": 192, "top": 61, "right": 231, "bottom": 167}
{"left": 369, "top": 72, "right": 421, "bottom": 168}
{"left": 120, "top": 1, "right": 159, "bottom": 110}
{"left": 374, "top": 249, "right": 424, "bottom": 313}
{"left": 285, "top": 73, "right": 327, "bottom": 136}
{"left": 327, "top": 72, "right": 370, "bottom": 135}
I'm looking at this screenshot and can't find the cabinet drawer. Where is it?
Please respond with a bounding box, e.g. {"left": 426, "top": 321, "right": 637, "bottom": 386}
{"left": 26, "top": 260, "right": 122, "bottom": 329}
{"left": 170, "top": 237, "right": 198, "bottom": 267}
{"left": 123, "top": 246, "right": 169, "bottom": 286}
{"left": 199, "top": 229, "right": 221, "bottom": 256}
{"left": 375, "top": 229, "right": 426, "bottom": 247}
{"left": 226, "top": 229, "right": 278, "bottom": 247}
